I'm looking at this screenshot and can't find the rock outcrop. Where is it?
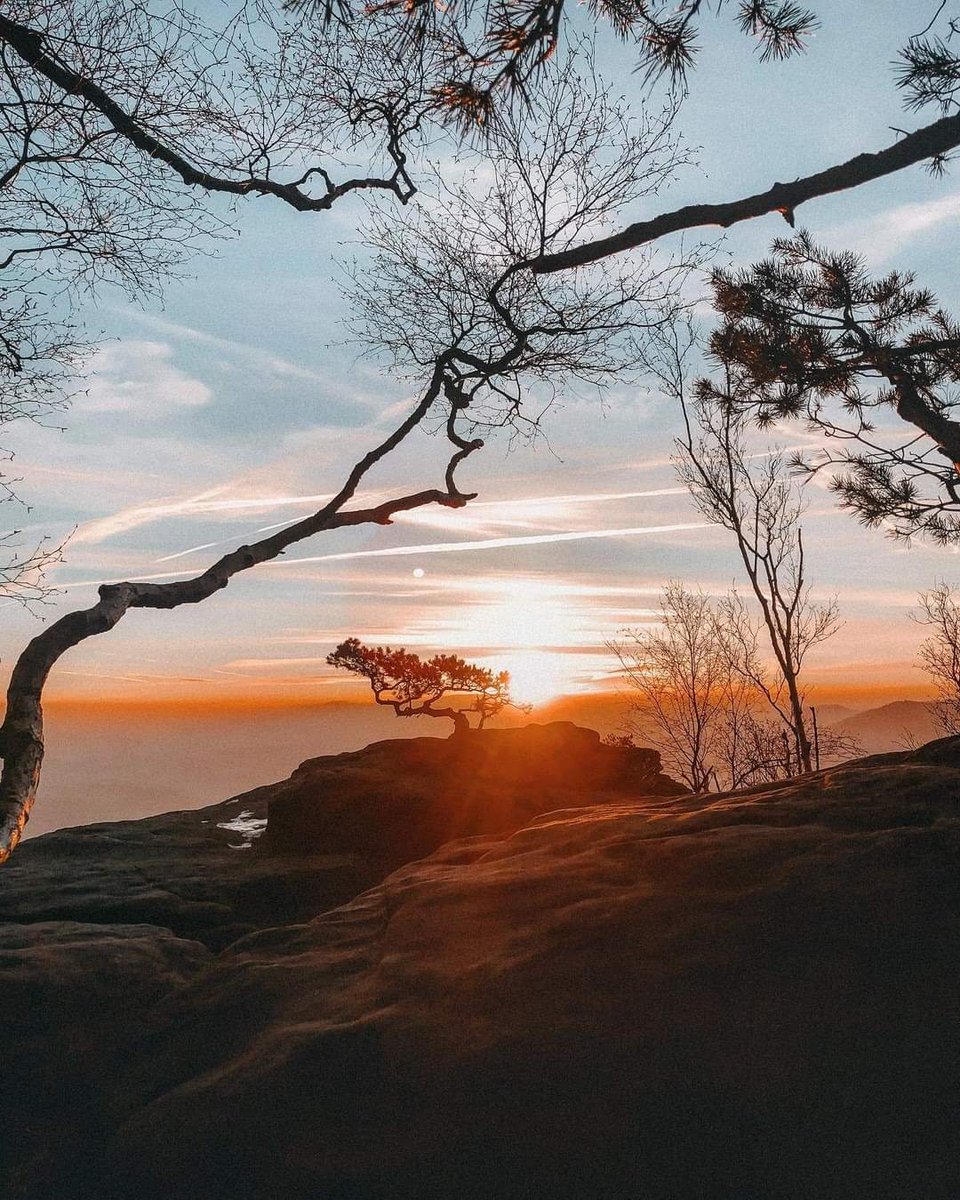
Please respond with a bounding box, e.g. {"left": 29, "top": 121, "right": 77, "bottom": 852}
{"left": 3, "top": 729, "right": 960, "bottom": 1199}
{"left": 0, "top": 724, "right": 680, "bottom": 949}
{"left": 0, "top": 785, "right": 372, "bottom": 951}
{"left": 265, "top": 721, "right": 684, "bottom": 868}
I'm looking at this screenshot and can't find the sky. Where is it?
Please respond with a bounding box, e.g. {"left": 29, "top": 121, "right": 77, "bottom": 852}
{"left": 2, "top": 0, "right": 959, "bottom": 721}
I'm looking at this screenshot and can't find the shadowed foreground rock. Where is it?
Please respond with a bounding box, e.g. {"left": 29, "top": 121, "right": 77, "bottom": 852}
{"left": 3, "top": 730, "right": 960, "bottom": 1199}
{"left": 265, "top": 721, "right": 684, "bottom": 865}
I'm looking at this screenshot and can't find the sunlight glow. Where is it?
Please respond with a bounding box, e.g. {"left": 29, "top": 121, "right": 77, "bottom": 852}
{"left": 497, "top": 650, "right": 575, "bottom": 706}
{"left": 448, "top": 578, "right": 594, "bottom": 704}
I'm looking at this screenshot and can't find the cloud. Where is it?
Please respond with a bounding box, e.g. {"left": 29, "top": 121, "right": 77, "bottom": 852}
{"left": 822, "top": 191, "right": 960, "bottom": 264}
{"left": 390, "top": 487, "right": 690, "bottom": 536}
{"left": 50, "top": 521, "right": 711, "bottom": 597}
{"left": 118, "top": 310, "right": 397, "bottom": 421}
{"left": 72, "top": 485, "right": 238, "bottom": 546}
{"left": 76, "top": 488, "right": 336, "bottom": 547}
{"left": 144, "top": 485, "right": 694, "bottom": 564}
{"left": 79, "top": 341, "right": 212, "bottom": 417}
{"left": 117, "top": 311, "right": 332, "bottom": 387}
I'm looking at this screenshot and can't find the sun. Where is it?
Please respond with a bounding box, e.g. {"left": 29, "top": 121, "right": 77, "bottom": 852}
{"left": 403, "top": 576, "right": 595, "bottom": 707}
{"left": 497, "top": 649, "right": 572, "bottom": 707}
{"left": 466, "top": 578, "right": 589, "bottom": 705}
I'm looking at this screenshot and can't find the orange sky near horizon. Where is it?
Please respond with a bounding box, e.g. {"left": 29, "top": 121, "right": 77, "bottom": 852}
{"left": 19, "top": 481, "right": 948, "bottom": 717}
{"left": 41, "top": 672, "right": 940, "bottom": 717}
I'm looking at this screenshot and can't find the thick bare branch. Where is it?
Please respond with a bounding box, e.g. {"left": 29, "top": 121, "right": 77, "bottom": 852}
{"left": 0, "top": 370, "right": 480, "bottom": 862}
{"left": 0, "top": 13, "right": 417, "bottom": 211}
{"left": 0, "top": 49, "right": 692, "bottom": 861}
{"left": 532, "top": 112, "right": 960, "bottom": 273}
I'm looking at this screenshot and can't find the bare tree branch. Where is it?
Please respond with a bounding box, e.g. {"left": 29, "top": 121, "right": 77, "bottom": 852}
{"left": 531, "top": 112, "right": 960, "bottom": 273}
{"left": 0, "top": 50, "right": 696, "bottom": 862}
{"left": 0, "top": 12, "right": 418, "bottom": 212}
{"left": 915, "top": 581, "right": 960, "bottom": 734}
{"left": 0, "top": 363, "right": 481, "bottom": 860}
{"left": 647, "top": 319, "right": 840, "bottom": 773}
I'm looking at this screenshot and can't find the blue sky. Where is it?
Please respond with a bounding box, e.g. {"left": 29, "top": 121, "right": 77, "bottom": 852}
{"left": 2, "top": 1, "right": 958, "bottom": 709}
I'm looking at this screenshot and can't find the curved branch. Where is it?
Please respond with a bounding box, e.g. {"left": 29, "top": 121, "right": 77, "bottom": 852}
{"left": 0, "top": 15, "right": 417, "bottom": 212}
{"left": 531, "top": 111, "right": 960, "bottom": 273}
{"left": 0, "top": 372, "right": 481, "bottom": 862}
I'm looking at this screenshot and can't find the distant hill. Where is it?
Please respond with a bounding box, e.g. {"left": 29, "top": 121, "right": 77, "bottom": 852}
{"left": 812, "top": 703, "right": 858, "bottom": 726}
{"left": 834, "top": 699, "right": 944, "bottom": 754}
{"left": 540, "top": 695, "right": 944, "bottom": 759}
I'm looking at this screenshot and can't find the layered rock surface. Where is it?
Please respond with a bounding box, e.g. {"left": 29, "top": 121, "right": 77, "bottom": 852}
{"left": 3, "top": 727, "right": 960, "bottom": 1199}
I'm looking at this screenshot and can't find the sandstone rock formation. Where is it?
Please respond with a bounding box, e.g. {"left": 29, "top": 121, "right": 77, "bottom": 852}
{"left": 265, "top": 721, "right": 684, "bottom": 868}
{"left": 2, "top": 728, "right": 959, "bottom": 1199}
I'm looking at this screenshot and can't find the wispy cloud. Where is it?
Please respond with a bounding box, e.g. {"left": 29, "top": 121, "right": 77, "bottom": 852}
{"left": 145, "top": 485, "right": 693, "bottom": 563}
{"left": 52, "top": 521, "right": 711, "bottom": 595}
{"left": 79, "top": 341, "right": 212, "bottom": 417}
{"left": 392, "top": 486, "right": 689, "bottom": 535}
{"left": 117, "top": 311, "right": 331, "bottom": 386}
{"left": 823, "top": 191, "right": 960, "bottom": 264}
{"left": 77, "top": 488, "right": 335, "bottom": 546}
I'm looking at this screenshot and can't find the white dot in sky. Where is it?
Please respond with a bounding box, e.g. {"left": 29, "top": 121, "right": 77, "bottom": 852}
{"left": 412, "top": 567, "right": 425, "bottom": 578}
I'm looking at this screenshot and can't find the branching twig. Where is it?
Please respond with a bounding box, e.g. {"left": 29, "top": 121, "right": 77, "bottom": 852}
{"left": 0, "top": 14, "right": 417, "bottom": 211}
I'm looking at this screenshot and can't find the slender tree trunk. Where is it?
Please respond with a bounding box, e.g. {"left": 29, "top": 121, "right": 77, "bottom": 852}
{"left": 784, "top": 673, "right": 813, "bottom": 774}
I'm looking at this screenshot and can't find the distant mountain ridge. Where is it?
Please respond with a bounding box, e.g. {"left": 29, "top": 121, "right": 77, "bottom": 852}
{"left": 833, "top": 699, "right": 943, "bottom": 754}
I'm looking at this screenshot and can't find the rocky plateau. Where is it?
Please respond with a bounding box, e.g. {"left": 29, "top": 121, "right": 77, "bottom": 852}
{"left": 2, "top": 722, "right": 959, "bottom": 1199}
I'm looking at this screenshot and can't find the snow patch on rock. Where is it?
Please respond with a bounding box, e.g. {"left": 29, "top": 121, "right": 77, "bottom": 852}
{"left": 216, "top": 811, "right": 267, "bottom": 845}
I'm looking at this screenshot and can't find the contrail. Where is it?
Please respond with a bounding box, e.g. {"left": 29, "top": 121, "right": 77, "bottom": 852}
{"left": 152, "top": 486, "right": 692, "bottom": 563}
{"left": 53, "top": 520, "right": 711, "bottom": 594}
{"left": 279, "top": 521, "right": 711, "bottom": 565}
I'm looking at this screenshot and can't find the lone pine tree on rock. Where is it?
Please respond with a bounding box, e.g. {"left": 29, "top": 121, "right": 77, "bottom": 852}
{"left": 326, "top": 638, "right": 524, "bottom": 736}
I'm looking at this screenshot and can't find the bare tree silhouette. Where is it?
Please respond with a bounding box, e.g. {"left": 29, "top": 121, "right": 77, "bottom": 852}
{"left": 916, "top": 581, "right": 960, "bottom": 733}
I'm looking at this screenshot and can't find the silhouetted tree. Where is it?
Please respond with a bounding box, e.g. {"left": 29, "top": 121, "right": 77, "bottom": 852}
{"left": 327, "top": 638, "right": 519, "bottom": 735}
{"left": 610, "top": 582, "right": 729, "bottom": 792}
{"left": 611, "top": 578, "right": 852, "bottom": 791}
{"left": 0, "top": 1, "right": 439, "bottom": 604}
{"left": 651, "top": 319, "right": 841, "bottom": 773}
{"left": 915, "top": 581, "right": 960, "bottom": 734}
{"left": 7, "top": 3, "right": 960, "bottom": 280}
{"left": 348, "top": 54, "right": 695, "bottom": 437}
{"left": 699, "top": 231, "right": 960, "bottom": 544}
{"left": 0, "top": 5, "right": 426, "bottom": 217}
{"left": 1, "top": 0, "right": 943, "bottom": 857}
